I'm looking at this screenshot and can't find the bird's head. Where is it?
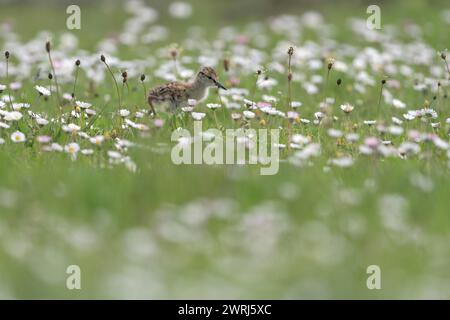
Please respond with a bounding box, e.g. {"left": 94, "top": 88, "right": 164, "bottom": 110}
{"left": 196, "top": 66, "right": 227, "bottom": 90}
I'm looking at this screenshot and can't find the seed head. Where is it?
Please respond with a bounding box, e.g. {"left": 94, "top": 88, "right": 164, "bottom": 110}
{"left": 169, "top": 46, "right": 179, "bottom": 59}
{"left": 381, "top": 79, "right": 386, "bottom": 85}
{"left": 337, "top": 78, "right": 342, "bottom": 86}
{"left": 100, "top": 54, "right": 106, "bottom": 62}
{"left": 256, "top": 69, "right": 262, "bottom": 75}
{"left": 223, "top": 58, "right": 230, "bottom": 72}
{"left": 75, "top": 59, "right": 81, "bottom": 66}
{"left": 122, "top": 71, "right": 128, "bottom": 78}
{"left": 5, "top": 51, "right": 10, "bottom": 59}
{"left": 287, "top": 72, "right": 293, "bottom": 82}
{"left": 326, "top": 57, "right": 335, "bottom": 70}
{"left": 48, "top": 73, "right": 53, "bottom": 80}
{"left": 287, "top": 46, "right": 294, "bottom": 56}
{"left": 441, "top": 52, "right": 447, "bottom": 60}
{"left": 140, "top": 74, "right": 146, "bottom": 82}
{"left": 45, "top": 41, "right": 51, "bottom": 53}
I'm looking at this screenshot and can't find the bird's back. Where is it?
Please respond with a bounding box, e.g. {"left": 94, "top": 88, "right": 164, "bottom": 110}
{"left": 148, "top": 82, "right": 190, "bottom": 110}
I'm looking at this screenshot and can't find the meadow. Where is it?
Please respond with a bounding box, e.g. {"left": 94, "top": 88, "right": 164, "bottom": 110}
{"left": 0, "top": 0, "right": 449, "bottom": 299}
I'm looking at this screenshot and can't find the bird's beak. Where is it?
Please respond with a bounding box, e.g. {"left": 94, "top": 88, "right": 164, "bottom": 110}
{"left": 215, "top": 80, "right": 227, "bottom": 90}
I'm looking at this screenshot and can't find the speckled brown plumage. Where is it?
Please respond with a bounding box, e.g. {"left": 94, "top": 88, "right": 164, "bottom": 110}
{"left": 148, "top": 66, "right": 226, "bottom": 114}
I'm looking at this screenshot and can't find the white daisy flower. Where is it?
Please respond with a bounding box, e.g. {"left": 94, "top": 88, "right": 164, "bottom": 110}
{"left": 62, "top": 123, "right": 81, "bottom": 133}
{"left": 243, "top": 110, "right": 255, "bottom": 119}
{"left": 206, "top": 103, "right": 222, "bottom": 110}
{"left": 10, "top": 82, "right": 22, "bottom": 90}
{"left": 75, "top": 101, "right": 92, "bottom": 109}
{"left": 330, "top": 156, "right": 354, "bottom": 167}
{"left": 291, "top": 101, "right": 302, "bottom": 108}
{"left": 188, "top": 99, "right": 197, "bottom": 107}
{"left": 107, "top": 150, "right": 122, "bottom": 159}
{"left": 81, "top": 149, "right": 94, "bottom": 155}
{"left": 169, "top": 2, "right": 192, "bottom": 19}
{"left": 36, "top": 117, "right": 49, "bottom": 126}
{"left": 85, "top": 109, "right": 97, "bottom": 116}
{"left": 89, "top": 135, "right": 105, "bottom": 145}
{"left": 0, "top": 122, "right": 10, "bottom": 129}
{"left": 64, "top": 142, "right": 80, "bottom": 155}
{"left": 119, "top": 109, "right": 131, "bottom": 117}
{"left": 327, "top": 128, "right": 343, "bottom": 138}
{"left": 4, "top": 111, "right": 23, "bottom": 122}
{"left": 51, "top": 143, "right": 63, "bottom": 152}
{"left": 192, "top": 112, "right": 206, "bottom": 120}
{"left": 12, "top": 103, "right": 30, "bottom": 111}
{"left": 392, "top": 99, "right": 406, "bottom": 109}
{"left": 35, "top": 85, "right": 51, "bottom": 96}
{"left": 181, "top": 106, "right": 193, "bottom": 112}
{"left": 11, "top": 131, "right": 26, "bottom": 143}
{"left": 340, "top": 103, "right": 354, "bottom": 113}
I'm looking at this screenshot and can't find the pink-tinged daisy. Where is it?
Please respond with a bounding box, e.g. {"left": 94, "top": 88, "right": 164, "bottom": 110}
{"left": 154, "top": 118, "right": 165, "bottom": 128}
{"left": 37, "top": 135, "right": 52, "bottom": 144}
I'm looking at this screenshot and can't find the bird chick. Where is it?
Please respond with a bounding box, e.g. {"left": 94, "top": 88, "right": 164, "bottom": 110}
{"left": 148, "top": 66, "right": 226, "bottom": 114}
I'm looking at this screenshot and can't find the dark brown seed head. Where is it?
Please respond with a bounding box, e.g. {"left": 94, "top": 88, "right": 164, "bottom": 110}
{"left": 337, "top": 78, "right": 342, "bottom": 86}
{"left": 441, "top": 52, "right": 447, "bottom": 60}
{"left": 287, "top": 46, "right": 294, "bottom": 56}
{"left": 75, "top": 59, "right": 81, "bottom": 66}
{"left": 48, "top": 73, "right": 53, "bottom": 80}
{"left": 223, "top": 58, "right": 230, "bottom": 72}
{"left": 100, "top": 54, "right": 106, "bottom": 62}
{"left": 256, "top": 69, "right": 262, "bottom": 75}
{"left": 287, "top": 73, "right": 293, "bottom": 81}
{"left": 140, "top": 74, "right": 146, "bottom": 82}
{"left": 45, "top": 41, "right": 51, "bottom": 53}
{"left": 5, "top": 51, "right": 10, "bottom": 59}
{"left": 122, "top": 71, "right": 127, "bottom": 79}
{"left": 170, "top": 47, "right": 178, "bottom": 59}
{"left": 381, "top": 79, "right": 386, "bottom": 85}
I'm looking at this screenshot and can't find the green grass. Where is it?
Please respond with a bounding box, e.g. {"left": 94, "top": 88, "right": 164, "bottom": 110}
{"left": 0, "top": 0, "right": 449, "bottom": 299}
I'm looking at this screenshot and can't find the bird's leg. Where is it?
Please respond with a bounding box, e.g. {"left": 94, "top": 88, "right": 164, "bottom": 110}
{"left": 170, "top": 114, "right": 178, "bottom": 130}
{"left": 148, "top": 98, "right": 156, "bottom": 117}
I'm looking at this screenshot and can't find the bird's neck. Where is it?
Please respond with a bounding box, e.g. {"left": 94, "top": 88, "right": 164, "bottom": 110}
{"left": 187, "top": 80, "right": 210, "bottom": 101}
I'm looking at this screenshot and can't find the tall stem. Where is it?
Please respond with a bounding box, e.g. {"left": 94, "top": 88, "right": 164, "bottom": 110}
{"left": 102, "top": 59, "right": 122, "bottom": 108}
{"left": 47, "top": 51, "right": 61, "bottom": 108}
